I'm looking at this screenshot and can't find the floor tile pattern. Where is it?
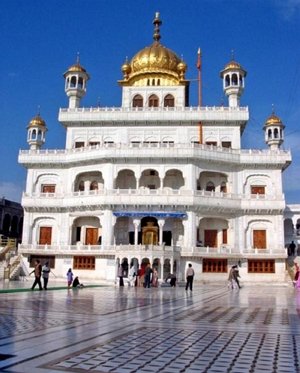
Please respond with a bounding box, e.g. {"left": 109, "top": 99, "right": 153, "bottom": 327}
{"left": 50, "top": 324, "right": 300, "bottom": 373}
{"left": 0, "top": 285, "right": 300, "bottom": 372}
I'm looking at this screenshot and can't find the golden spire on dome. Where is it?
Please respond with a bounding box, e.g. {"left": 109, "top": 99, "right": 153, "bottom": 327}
{"left": 153, "top": 12, "right": 162, "bottom": 43}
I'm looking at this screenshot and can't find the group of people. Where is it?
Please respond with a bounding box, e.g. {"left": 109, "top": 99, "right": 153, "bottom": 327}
{"left": 117, "top": 263, "right": 160, "bottom": 288}
{"left": 228, "top": 265, "right": 241, "bottom": 289}
{"left": 30, "top": 260, "right": 83, "bottom": 290}
{"left": 117, "top": 262, "right": 196, "bottom": 290}
{"left": 30, "top": 260, "right": 52, "bottom": 290}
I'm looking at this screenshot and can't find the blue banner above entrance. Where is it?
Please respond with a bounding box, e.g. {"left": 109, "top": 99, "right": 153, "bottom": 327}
{"left": 113, "top": 211, "right": 187, "bottom": 219}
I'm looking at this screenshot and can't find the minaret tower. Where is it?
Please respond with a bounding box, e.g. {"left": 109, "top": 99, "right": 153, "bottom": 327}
{"left": 63, "top": 55, "right": 90, "bottom": 109}
{"left": 263, "top": 110, "right": 285, "bottom": 150}
{"left": 27, "top": 113, "right": 47, "bottom": 150}
{"left": 220, "top": 56, "right": 247, "bottom": 107}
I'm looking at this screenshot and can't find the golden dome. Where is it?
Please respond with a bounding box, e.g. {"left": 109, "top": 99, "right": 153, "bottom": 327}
{"left": 130, "top": 42, "right": 182, "bottom": 75}
{"left": 121, "top": 58, "right": 131, "bottom": 75}
{"left": 63, "top": 56, "right": 89, "bottom": 78}
{"left": 27, "top": 114, "right": 46, "bottom": 129}
{"left": 120, "top": 13, "right": 187, "bottom": 83}
{"left": 221, "top": 59, "right": 247, "bottom": 77}
{"left": 264, "top": 113, "right": 285, "bottom": 127}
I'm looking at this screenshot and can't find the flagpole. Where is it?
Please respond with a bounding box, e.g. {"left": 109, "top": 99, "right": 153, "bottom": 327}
{"left": 197, "top": 48, "right": 203, "bottom": 144}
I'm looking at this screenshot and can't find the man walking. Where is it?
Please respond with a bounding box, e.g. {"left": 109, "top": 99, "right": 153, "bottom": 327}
{"left": 30, "top": 259, "right": 43, "bottom": 291}
{"left": 185, "top": 263, "right": 195, "bottom": 291}
{"left": 42, "top": 261, "right": 51, "bottom": 290}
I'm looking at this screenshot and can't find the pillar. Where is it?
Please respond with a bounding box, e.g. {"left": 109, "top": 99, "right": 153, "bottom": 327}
{"left": 133, "top": 219, "right": 141, "bottom": 245}
{"left": 100, "top": 210, "right": 115, "bottom": 247}
{"left": 158, "top": 219, "right": 165, "bottom": 245}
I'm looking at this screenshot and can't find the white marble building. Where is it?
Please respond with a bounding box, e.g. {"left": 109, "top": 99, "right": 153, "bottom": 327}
{"left": 18, "top": 13, "right": 294, "bottom": 283}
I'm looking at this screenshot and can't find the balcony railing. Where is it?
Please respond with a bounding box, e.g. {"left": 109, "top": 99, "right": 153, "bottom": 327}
{"left": 18, "top": 244, "right": 287, "bottom": 257}
{"left": 23, "top": 188, "right": 284, "bottom": 201}
{"left": 59, "top": 105, "right": 249, "bottom": 114}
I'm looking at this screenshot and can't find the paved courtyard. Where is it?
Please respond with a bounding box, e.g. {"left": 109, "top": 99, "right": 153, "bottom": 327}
{"left": 0, "top": 283, "right": 299, "bottom": 373}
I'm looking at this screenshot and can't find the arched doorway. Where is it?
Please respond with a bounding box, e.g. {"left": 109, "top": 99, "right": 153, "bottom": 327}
{"left": 141, "top": 217, "right": 158, "bottom": 245}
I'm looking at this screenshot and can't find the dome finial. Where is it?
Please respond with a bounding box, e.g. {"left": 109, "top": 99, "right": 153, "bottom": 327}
{"left": 153, "top": 12, "right": 162, "bottom": 42}
{"left": 271, "top": 103, "right": 275, "bottom": 114}
{"left": 231, "top": 49, "right": 235, "bottom": 61}
{"left": 76, "top": 51, "right": 80, "bottom": 65}
{"left": 37, "top": 105, "right": 41, "bottom": 116}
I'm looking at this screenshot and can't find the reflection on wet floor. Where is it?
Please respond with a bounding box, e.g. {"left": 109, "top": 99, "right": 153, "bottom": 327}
{"left": 0, "top": 284, "right": 299, "bottom": 372}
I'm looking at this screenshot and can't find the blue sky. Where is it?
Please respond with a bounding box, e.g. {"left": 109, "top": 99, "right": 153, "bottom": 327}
{"left": 1, "top": 0, "right": 300, "bottom": 203}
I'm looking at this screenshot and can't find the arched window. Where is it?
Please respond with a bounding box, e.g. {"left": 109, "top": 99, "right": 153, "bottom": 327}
{"left": 206, "top": 182, "right": 215, "bottom": 192}
{"left": 157, "top": 79, "right": 160, "bottom": 86}
{"left": 152, "top": 79, "right": 155, "bottom": 86}
{"left": 274, "top": 128, "right": 279, "bottom": 138}
{"left": 38, "top": 130, "right": 42, "bottom": 141}
{"left": 225, "top": 75, "right": 230, "bottom": 87}
{"left": 90, "top": 181, "right": 98, "bottom": 190}
{"left": 70, "top": 76, "right": 77, "bottom": 88}
{"left": 147, "top": 79, "right": 150, "bottom": 86}
{"left": 149, "top": 94, "right": 159, "bottom": 107}
{"left": 132, "top": 94, "right": 143, "bottom": 108}
{"left": 78, "top": 77, "right": 83, "bottom": 89}
{"left": 268, "top": 129, "right": 272, "bottom": 139}
{"left": 232, "top": 74, "right": 238, "bottom": 85}
{"left": 32, "top": 129, "right": 37, "bottom": 140}
{"left": 164, "top": 94, "right": 175, "bottom": 107}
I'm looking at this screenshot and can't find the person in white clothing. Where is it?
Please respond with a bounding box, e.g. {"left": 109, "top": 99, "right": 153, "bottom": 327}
{"left": 128, "top": 264, "right": 136, "bottom": 287}
{"left": 185, "top": 263, "right": 195, "bottom": 291}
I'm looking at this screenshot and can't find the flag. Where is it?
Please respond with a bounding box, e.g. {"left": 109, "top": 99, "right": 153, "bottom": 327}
{"left": 197, "top": 48, "right": 201, "bottom": 70}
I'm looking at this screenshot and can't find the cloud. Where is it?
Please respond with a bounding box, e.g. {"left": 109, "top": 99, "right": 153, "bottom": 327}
{"left": 0, "top": 182, "right": 23, "bottom": 203}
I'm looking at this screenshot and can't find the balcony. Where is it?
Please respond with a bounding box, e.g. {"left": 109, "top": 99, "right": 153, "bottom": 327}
{"left": 58, "top": 105, "right": 249, "bottom": 125}
{"left": 18, "top": 243, "right": 287, "bottom": 258}
{"left": 21, "top": 188, "right": 286, "bottom": 212}
{"left": 18, "top": 142, "right": 291, "bottom": 169}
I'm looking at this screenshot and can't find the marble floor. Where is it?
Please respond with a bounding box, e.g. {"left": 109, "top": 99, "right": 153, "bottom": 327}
{"left": 0, "top": 283, "right": 299, "bottom": 373}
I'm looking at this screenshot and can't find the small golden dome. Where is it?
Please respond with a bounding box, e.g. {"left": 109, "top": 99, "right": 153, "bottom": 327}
{"left": 121, "top": 58, "right": 131, "bottom": 79}
{"left": 264, "top": 113, "right": 284, "bottom": 127}
{"left": 27, "top": 114, "right": 46, "bottom": 129}
{"left": 67, "top": 63, "right": 87, "bottom": 73}
{"left": 177, "top": 60, "right": 187, "bottom": 73}
{"left": 63, "top": 58, "right": 89, "bottom": 79}
{"left": 221, "top": 59, "right": 247, "bottom": 77}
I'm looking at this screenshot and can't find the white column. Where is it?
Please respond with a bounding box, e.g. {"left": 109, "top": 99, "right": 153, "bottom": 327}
{"left": 21, "top": 212, "right": 31, "bottom": 244}
{"left": 100, "top": 210, "right": 115, "bottom": 247}
{"left": 160, "top": 255, "right": 164, "bottom": 279}
{"left": 158, "top": 219, "right": 165, "bottom": 245}
{"left": 183, "top": 211, "right": 197, "bottom": 248}
{"left": 184, "top": 164, "right": 196, "bottom": 190}
{"left": 133, "top": 219, "right": 141, "bottom": 245}
{"left": 160, "top": 178, "right": 164, "bottom": 190}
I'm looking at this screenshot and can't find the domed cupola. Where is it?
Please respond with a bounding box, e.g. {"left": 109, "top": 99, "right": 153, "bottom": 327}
{"left": 63, "top": 55, "right": 90, "bottom": 109}
{"left": 27, "top": 113, "right": 47, "bottom": 150}
{"left": 220, "top": 56, "right": 247, "bottom": 107}
{"left": 263, "top": 110, "right": 285, "bottom": 150}
{"left": 119, "top": 12, "right": 188, "bottom": 87}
